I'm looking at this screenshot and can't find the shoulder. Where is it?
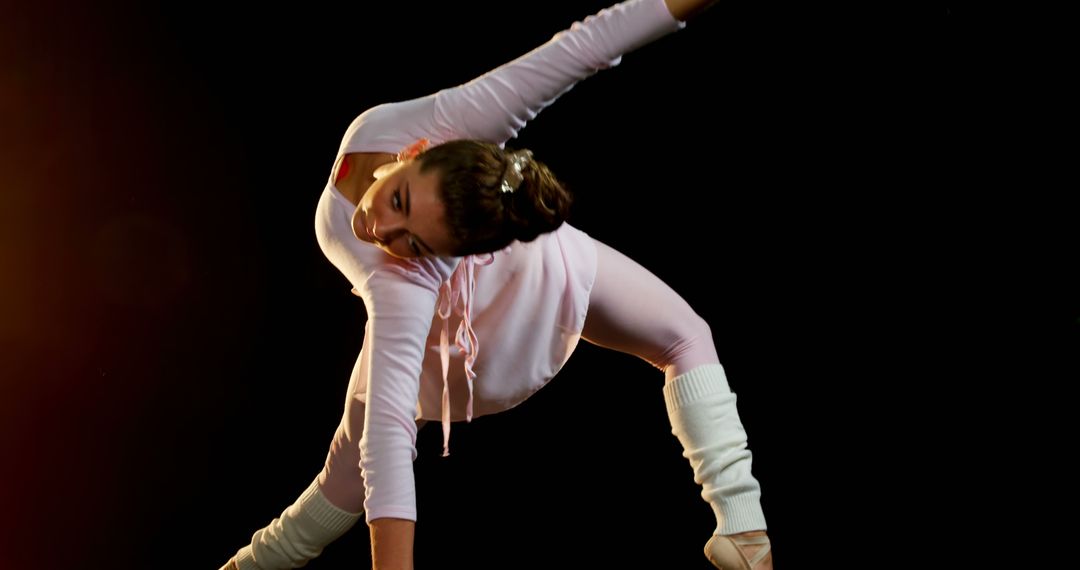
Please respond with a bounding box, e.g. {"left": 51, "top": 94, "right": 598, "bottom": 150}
{"left": 338, "top": 96, "right": 441, "bottom": 156}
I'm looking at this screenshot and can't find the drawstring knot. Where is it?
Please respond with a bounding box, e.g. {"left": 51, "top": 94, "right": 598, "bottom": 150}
{"left": 435, "top": 247, "right": 508, "bottom": 457}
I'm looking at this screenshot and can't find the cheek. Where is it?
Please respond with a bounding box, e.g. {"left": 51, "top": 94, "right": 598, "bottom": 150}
{"left": 358, "top": 186, "right": 377, "bottom": 211}
{"left": 359, "top": 194, "right": 388, "bottom": 226}
{"left": 435, "top": 219, "right": 453, "bottom": 249}
{"left": 361, "top": 177, "right": 389, "bottom": 208}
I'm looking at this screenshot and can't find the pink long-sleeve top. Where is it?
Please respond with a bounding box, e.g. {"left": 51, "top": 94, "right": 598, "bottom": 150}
{"left": 313, "top": 0, "right": 685, "bottom": 524}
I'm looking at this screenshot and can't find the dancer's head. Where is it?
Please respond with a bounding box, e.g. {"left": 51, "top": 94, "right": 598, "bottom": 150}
{"left": 352, "top": 139, "right": 573, "bottom": 258}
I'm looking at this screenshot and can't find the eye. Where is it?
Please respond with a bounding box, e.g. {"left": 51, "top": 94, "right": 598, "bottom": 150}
{"left": 392, "top": 190, "right": 402, "bottom": 210}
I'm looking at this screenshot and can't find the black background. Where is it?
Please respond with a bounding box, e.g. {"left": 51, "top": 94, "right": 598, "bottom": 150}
{"left": 3, "top": 1, "right": 1074, "bottom": 568}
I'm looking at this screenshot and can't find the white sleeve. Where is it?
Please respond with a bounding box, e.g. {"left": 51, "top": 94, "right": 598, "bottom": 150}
{"left": 355, "top": 266, "right": 441, "bottom": 523}
{"left": 335, "top": 0, "right": 685, "bottom": 156}
{"left": 431, "top": 0, "right": 686, "bottom": 145}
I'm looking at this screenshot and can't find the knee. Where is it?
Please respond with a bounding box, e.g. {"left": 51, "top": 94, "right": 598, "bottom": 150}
{"left": 687, "top": 312, "right": 714, "bottom": 342}
{"left": 656, "top": 312, "right": 719, "bottom": 375}
{"left": 319, "top": 431, "right": 366, "bottom": 513}
{"left": 671, "top": 311, "right": 714, "bottom": 353}
{"left": 323, "top": 425, "right": 362, "bottom": 478}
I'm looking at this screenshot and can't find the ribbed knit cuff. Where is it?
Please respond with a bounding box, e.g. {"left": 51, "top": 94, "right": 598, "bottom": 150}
{"left": 296, "top": 478, "right": 364, "bottom": 533}
{"left": 234, "top": 546, "right": 258, "bottom": 570}
{"left": 715, "top": 490, "right": 768, "bottom": 535}
{"left": 234, "top": 479, "right": 363, "bottom": 570}
{"left": 662, "top": 363, "right": 732, "bottom": 414}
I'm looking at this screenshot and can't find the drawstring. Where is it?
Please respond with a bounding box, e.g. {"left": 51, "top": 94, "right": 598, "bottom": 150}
{"left": 435, "top": 249, "right": 506, "bottom": 457}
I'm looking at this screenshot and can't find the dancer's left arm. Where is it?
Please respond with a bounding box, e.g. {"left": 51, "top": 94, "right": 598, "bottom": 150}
{"left": 354, "top": 264, "right": 447, "bottom": 569}
{"left": 429, "top": 0, "right": 687, "bottom": 146}
{"left": 662, "top": 0, "right": 721, "bottom": 21}
{"left": 335, "top": 0, "right": 705, "bottom": 160}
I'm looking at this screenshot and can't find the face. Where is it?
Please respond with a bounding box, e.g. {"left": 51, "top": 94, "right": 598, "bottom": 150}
{"left": 351, "top": 158, "right": 455, "bottom": 258}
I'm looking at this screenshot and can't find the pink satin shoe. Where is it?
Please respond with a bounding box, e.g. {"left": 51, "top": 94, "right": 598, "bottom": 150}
{"left": 704, "top": 533, "right": 771, "bottom": 569}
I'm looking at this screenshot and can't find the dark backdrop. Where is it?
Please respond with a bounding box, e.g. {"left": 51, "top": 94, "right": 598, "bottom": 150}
{"left": 5, "top": 2, "right": 1070, "bottom": 568}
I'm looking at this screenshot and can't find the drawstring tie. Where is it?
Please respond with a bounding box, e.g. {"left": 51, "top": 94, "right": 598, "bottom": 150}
{"left": 435, "top": 250, "right": 502, "bottom": 457}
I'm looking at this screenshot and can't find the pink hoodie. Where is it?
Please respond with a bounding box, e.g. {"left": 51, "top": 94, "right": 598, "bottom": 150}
{"left": 313, "top": 0, "right": 685, "bottom": 524}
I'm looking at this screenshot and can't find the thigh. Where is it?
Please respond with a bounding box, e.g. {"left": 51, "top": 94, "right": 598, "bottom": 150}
{"left": 319, "top": 346, "right": 426, "bottom": 511}
{"left": 318, "top": 350, "right": 368, "bottom": 510}
{"left": 339, "top": 344, "right": 427, "bottom": 437}
{"left": 582, "top": 237, "right": 719, "bottom": 378}
{"left": 338, "top": 344, "right": 426, "bottom": 446}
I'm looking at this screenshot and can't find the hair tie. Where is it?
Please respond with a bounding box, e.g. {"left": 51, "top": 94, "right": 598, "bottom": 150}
{"left": 397, "top": 138, "right": 431, "bottom": 162}
{"left": 500, "top": 149, "right": 533, "bottom": 194}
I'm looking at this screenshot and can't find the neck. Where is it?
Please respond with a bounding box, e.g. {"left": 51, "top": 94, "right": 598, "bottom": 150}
{"left": 334, "top": 152, "right": 397, "bottom": 207}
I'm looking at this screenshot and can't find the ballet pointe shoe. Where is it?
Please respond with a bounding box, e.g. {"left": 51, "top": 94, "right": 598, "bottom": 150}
{"left": 704, "top": 533, "right": 771, "bottom": 569}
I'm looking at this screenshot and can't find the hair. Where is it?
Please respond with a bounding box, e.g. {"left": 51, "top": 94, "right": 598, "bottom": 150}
{"left": 416, "top": 140, "right": 573, "bottom": 257}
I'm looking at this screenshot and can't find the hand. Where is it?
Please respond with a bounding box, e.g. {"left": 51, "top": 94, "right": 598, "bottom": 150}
{"left": 663, "top": 0, "right": 721, "bottom": 21}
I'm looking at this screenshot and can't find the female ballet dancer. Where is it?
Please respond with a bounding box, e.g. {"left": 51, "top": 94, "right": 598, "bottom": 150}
{"left": 221, "top": 0, "right": 771, "bottom": 568}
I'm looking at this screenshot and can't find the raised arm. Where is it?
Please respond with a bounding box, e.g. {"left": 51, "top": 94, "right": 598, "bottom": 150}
{"left": 334, "top": 0, "right": 712, "bottom": 159}
{"left": 430, "top": 0, "right": 687, "bottom": 145}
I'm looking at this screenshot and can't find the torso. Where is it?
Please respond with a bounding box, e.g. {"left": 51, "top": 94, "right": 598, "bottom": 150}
{"left": 331, "top": 152, "right": 398, "bottom": 207}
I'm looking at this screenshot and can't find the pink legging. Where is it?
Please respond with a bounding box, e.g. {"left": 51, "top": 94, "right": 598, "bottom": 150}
{"left": 317, "top": 236, "right": 720, "bottom": 512}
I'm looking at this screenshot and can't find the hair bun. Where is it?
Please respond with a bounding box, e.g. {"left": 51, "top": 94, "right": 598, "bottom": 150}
{"left": 502, "top": 152, "right": 572, "bottom": 243}
{"left": 415, "top": 140, "right": 573, "bottom": 256}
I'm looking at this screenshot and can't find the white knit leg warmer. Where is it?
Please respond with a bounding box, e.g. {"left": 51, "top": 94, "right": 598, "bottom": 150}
{"left": 232, "top": 478, "right": 363, "bottom": 570}
{"left": 662, "top": 363, "right": 767, "bottom": 536}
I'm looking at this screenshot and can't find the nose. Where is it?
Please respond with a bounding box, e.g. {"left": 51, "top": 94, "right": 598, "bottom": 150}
{"left": 369, "top": 215, "right": 404, "bottom": 245}
{"left": 370, "top": 218, "right": 383, "bottom": 242}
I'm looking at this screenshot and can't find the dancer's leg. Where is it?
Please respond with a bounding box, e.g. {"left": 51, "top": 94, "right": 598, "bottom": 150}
{"left": 230, "top": 350, "right": 426, "bottom": 570}
{"left": 581, "top": 238, "right": 720, "bottom": 382}
{"left": 582, "top": 238, "right": 769, "bottom": 566}
{"left": 318, "top": 349, "right": 429, "bottom": 507}
{"left": 315, "top": 350, "right": 371, "bottom": 513}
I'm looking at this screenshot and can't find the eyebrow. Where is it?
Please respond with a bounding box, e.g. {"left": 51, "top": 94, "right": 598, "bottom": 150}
{"left": 405, "top": 181, "right": 437, "bottom": 256}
